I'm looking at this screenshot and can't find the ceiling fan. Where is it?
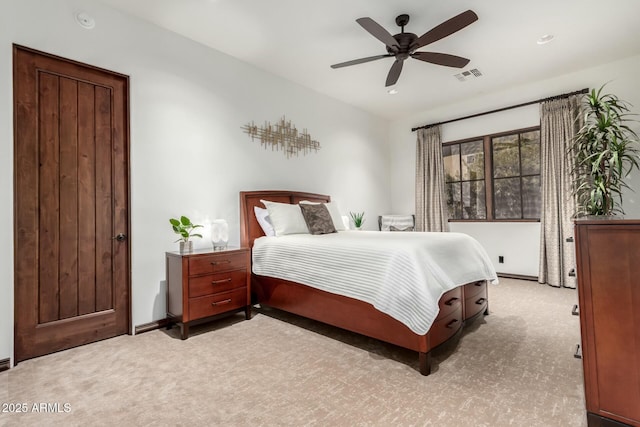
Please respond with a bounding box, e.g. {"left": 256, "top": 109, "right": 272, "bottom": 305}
{"left": 331, "top": 10, "right": 478, "bottom": 87}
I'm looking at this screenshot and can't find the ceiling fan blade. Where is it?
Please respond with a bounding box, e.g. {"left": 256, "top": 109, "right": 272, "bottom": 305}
{"left": 385, "top": 59, "right": 404, "bottom": 87}
{"left": 330, "top": 54, "right": 394, "bottom": 69}
{"left": 411, "top": 10, "right": 478, "bottom": 50}
{"left": 411, "top": 52, "right": 470, "bottom": 68}
{"left": 356, "top": 17, "right": 399, "bottom": 51}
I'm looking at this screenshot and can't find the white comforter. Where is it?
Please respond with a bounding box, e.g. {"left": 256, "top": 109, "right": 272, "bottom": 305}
{"left": 252, "top": 230, "right": 498, "bottom": 334}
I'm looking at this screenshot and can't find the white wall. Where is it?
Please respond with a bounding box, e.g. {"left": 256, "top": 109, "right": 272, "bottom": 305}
{"left": 389, "top": 54, "right": 640, "bottom": 276}
{"left": 0, "top": 0, "right": 391, "bottom": 364}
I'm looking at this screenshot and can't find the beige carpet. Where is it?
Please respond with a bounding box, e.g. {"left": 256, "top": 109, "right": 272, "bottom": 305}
{"left": 0, "top": 278, "right": 586, "bottom": 427}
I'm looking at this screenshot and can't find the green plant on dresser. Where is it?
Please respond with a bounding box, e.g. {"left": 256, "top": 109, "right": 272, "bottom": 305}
{"left": 570, "top": 85, "right": 640, "bottom": 216}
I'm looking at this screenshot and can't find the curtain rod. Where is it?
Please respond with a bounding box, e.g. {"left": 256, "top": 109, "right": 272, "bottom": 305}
{"left": 411, "top": 88, "right": 589, "bottom": 132}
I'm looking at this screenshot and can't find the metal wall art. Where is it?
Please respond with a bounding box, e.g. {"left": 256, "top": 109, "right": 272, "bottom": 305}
{"left": 242, "top": 116, "right": 320, "bottom": 158}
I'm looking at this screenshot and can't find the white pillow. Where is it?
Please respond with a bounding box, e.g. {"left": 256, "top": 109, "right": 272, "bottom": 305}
{"left": 299, "top": 200, "right": 347, "bottom": 231}
{"left": 254, "top": 206, "right": 275, "bottom": 237}
{"left": 261, "top": 200, "right": 310, "bottom": 236}
{"left": 341, "top": 215, "right": 350, "bottom": 230}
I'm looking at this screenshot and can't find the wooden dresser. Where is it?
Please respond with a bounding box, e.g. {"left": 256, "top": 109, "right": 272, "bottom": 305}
{"left": 574, "top": 219, "right": 640, "bottom": 427}
{"left": 166, "top": 247, "right": 251, "bottom": 339}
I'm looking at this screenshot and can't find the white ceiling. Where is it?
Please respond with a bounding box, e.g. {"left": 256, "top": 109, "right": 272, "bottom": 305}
{"left": 98, "top": 0, "right": 640, "bottom": 120}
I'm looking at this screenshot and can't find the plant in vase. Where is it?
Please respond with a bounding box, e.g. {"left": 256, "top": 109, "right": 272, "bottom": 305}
{"left": 571, "top": 85, "right": 640, "bottom": 216}
{"left": 349, "top": 211, "right": 365, "bottom": 230}
{"left": 169, "top": 215, "right": 203, "bottom": 253}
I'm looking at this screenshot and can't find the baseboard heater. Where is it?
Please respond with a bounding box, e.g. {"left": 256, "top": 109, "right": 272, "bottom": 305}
{"left": 0, "top": 358, "right": 10, "bottom": 372}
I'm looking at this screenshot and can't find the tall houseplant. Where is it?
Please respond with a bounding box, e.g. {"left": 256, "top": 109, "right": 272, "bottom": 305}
{"left": 571, "top": 85, "right": 640, "bottom": 216}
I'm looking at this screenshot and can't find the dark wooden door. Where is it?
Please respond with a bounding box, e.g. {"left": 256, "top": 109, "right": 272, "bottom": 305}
{"left": 13, "top": 45, "right": 130, "bottom": 362}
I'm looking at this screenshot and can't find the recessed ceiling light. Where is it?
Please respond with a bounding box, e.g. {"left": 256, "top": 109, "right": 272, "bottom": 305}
{"left": 387, "top": 88, "right": 398, "bottom": 95}
{"left": 75, "top": 11, "right": 95, "bottom": 30}
{"left": 537, "top": 34, "right": 554, "bottom": 45}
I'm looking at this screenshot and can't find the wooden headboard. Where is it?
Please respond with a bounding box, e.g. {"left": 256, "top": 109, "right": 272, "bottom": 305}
{"left": 239, "top": 190, "right": 331, "bottom": 248}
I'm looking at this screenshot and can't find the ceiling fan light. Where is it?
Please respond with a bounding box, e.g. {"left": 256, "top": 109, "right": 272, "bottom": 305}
{"left": 537, "top": 34, "right": 554, "bottom": 45}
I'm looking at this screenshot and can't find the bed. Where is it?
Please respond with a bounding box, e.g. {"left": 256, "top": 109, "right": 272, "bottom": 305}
{"left": 240, "top": 190, "right": 497, "bottom": 375}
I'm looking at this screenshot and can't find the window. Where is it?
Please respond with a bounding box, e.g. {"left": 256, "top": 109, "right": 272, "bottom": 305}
{"left": 444, "top": 140, "right": 486, "bottom": 219}
{"left": 492, "top": 130, "right": 541, "bottom": 219}
{"left": 443, "top": 127, "right": 541, "bottom": 221}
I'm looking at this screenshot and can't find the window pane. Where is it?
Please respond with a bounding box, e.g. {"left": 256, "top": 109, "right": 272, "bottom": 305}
{"left": 443, "top": 144, "right": 460, "bottom": 182}
{"left": 446, "top": 182, "right": 462, "bottom": 219}
{"left": 521, "top": 131, "right": 540, "bottom": 175}
{"left": 522, "top": 176, "right": 541, "bottom": 218}
{"left": 462, "top": 180, "right": 486, "bottom": 219}
{"left": 492, "top": 134, "right": 520, "bottom": 178}
{"left": 461, "top": 140, "right": 484, "bottom": 180}
{"left": 494, "top": 177, "right": 522, "bottom": 219}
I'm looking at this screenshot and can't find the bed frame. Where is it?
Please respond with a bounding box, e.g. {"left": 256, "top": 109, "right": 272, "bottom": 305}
{"left": 239, "top": 190, "right": 489, "bottom": 375}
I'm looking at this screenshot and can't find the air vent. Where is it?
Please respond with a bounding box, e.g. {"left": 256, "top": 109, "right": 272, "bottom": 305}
{"left": 454, "top": 68, "right": 483, "bottom": 82}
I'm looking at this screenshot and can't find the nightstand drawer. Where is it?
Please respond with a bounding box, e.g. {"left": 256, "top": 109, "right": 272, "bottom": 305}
{"left": 189, "top": 269, "right": 247, "bottom": 298}
{"left": 189, "top": 288, "right": 247, "bottom": 320}
{"left": 189, "top": 252, "right": 247, "bottom": 276}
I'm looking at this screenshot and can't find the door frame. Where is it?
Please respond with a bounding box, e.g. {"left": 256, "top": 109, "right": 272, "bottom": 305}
{"left": 12, "top": 44, "right": 132, "bottom": 364}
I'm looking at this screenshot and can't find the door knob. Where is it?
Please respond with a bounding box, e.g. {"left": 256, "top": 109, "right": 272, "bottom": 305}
{"left": 113, "top": 233, "right": 127, "bottom": 241}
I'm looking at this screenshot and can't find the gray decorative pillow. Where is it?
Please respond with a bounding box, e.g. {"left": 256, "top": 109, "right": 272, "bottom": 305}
{"left": 390, "top": 225, "right": 414, "bottom": 232}
{"left": 299, "top": 203, "right": 337, "bottom": 235}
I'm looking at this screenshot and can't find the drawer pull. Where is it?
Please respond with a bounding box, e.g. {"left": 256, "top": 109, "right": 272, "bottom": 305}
{"left": 474, "top": 281, "right": 483, "bottom": 287}
{"left": 475, "top": 297, "right": 486, "bottom": 305}
{"left": 445, "top": 319, "right": 459, "bottom": 329}
{"left": 211, "top": 278, "right": 232, "bottom": 285}
{"left": 444, "top": 297, "right": 459, "bottom": 306}
{"left": 212, "top": 298, "right": 232, "bottom": 306}
{"left": 211, "top": 260, "right": 231, "bottom": 266}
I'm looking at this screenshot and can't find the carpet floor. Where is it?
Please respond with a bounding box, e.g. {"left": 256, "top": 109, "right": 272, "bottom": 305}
{"left": 0, "top": 278, "right": 586, "bottom": 426}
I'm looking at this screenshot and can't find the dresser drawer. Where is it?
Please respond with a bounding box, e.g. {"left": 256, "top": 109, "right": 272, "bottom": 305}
{"left": 463, "top": 280, "right": 486, "bottom": 299}
{"left": 437, "top": 287, "right": 462, "bottom": 318}
{"left": 430, "top": 307, "right": 463, "bottom": 348}
{"left": 189, "top": 288, "right": 247, "bottom": 320}
{"left": 464, "top": 288, "right": 488, "bottom": 320}
{"left": 189, "top": 269, "right": 247, "bottom": 298}
{"left": 189, "top": 252, "right": 247, "bottom": 276}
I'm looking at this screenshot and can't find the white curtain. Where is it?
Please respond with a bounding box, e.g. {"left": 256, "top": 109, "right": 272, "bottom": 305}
{"left": 538, "top": 95, "right": 582, "bottom": 288}
{"left": 415, "top": 126, "right": 449, "bottom": 232}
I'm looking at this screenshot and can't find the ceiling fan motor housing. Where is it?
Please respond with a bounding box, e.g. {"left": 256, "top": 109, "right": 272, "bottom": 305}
{"left": 387, "top": 32, "right": 418, "bottom": 57}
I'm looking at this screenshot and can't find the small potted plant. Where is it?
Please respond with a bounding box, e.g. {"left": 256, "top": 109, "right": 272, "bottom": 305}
{"left": 169, "top": 215, "right": 203, "bottom": 253}
{"left": 349, "top": 211, "right": 365, "bottom": 230}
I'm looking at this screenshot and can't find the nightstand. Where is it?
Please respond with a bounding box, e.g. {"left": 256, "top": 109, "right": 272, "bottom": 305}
{"left": 166, "top": 247, "right": 251, "bottom": 339}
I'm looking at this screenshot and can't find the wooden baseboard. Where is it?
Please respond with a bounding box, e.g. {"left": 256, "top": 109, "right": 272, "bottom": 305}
{"left": 497, "top": 273, "right": 538, "bottom": 281}
{"left": 0, "top": 358, "right": 10, "bottom": 372}
{"left": 135, "top": 318, "right": 169, "bottom": 334}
